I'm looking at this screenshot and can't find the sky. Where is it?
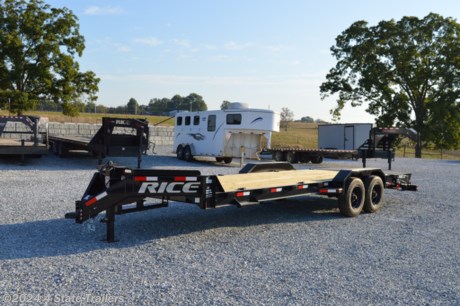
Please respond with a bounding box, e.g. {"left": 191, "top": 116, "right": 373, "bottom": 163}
{"left": 46, "top": 0, "right": 460, "bottom": 122}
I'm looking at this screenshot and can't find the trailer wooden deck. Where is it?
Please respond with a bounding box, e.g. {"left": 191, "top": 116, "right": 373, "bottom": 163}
{"left": 0, "top": 139, "right": 48, "bottom": 155}
{"left": 216, "top": 169, "right": 338, "bottom": 192}
{"left": 48, "top": 135, "right": 92, "bottom": 146}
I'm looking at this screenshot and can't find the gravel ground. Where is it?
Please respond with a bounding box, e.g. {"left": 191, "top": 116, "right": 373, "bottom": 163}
{"left": 0, "top": 147, "right": 459, "bottom": 305}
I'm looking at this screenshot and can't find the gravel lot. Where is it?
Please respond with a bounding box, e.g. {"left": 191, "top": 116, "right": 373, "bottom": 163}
{"left": 0, "top": 147, "right": 459, "bottom": 305}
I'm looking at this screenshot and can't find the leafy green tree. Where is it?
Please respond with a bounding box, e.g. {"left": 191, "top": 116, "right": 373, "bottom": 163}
{"left": 127, "top": 98, "right": 138, "bottom": 114}
{"left": 0, "top": 0, "right": 99, "bottom": 115}
{"left": 320, "top": 13, "right": 460, "bottom": 157}
{"left": 300, "top": 116, "right": 314, "bottom": 123}
{"left": 183, "top": 93, "right": 207, "bottom": 112}
{"left": 148, "top": 93, "right": 207, "bottom": 114}
{"left": 220, "top": 100, "right": 231, "bottom": 110}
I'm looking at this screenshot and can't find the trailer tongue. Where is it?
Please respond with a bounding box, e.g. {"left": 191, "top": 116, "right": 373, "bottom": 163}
{"left": 66, "top": 162, "right": 417, "bottom": 242}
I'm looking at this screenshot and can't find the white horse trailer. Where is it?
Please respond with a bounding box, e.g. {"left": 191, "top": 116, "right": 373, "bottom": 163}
{"left": 174, "top": 103, "right": 280, "bottom": 163}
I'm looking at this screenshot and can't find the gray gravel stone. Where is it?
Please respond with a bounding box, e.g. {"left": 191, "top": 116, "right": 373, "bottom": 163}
{"left": 0, "top": 150, "right": 459, "bottom": 305}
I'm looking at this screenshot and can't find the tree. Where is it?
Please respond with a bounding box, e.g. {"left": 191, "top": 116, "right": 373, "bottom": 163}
{"left": 147, "top": 93, "right": 208, "bottom": 115}
{"left": 220, "top": 100, "right": 231, "bottom": 110}
{"left": 300, "top": 116, "right": 314, "bottom": 123}
{"left": 127, "top": 98, "right": 138, "bottom": 114}
{"left": 320, "top": 13, "right": 460, "bottom": 157}
{"left": 0, "top": 0, "right": 99, "bottom": 115}
{"left": 280, "top": 107, "right": 294, "bottom": 131}
{"left": 183, "top": 93, "right": 207, "bottom": 112}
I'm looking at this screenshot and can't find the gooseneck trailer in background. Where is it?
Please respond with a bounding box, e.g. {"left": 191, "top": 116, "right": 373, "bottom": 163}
{"left": 0, "top": 115, "right": 48, "bottom": 161}
{"left": 48, "top": 117, "right": 150, "bottom": 166}
{"left": 268, "top": 126, "right": 418, "bottom": 170}
{"left": 66, "top": 162, "right": 417, "bottom": 242}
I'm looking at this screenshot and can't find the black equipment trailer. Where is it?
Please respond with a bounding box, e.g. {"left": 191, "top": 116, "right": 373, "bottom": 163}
{"left": 0, "top": 116, "right": 48, "bottom": 161}
{"left": 66, "top": 162, "right": 417, "bottom": 242}
{"left": 48, "top": 117, "right": 149, "bottom": 166}
{"left": 268, "top": 127, "right": 418, "bottom": 170}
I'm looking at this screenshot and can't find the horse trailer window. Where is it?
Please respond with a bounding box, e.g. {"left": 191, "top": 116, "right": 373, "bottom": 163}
{"left": 227, "top": 114, "right": 242, "bottom": 125}
{"left": 208, "top": 115, "right": 216, "bottom": 131}
{"left": 193, "top": 115, "right": 200, "bottom": 125}
{"left": 185, "top": 116, "right": 191, "bottom": 126}
{"left": 176, "top": 116, "right": 182, "bottom": 126}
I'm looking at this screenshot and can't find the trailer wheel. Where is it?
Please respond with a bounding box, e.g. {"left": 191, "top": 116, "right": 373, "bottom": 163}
{"left": 223, "top": 157, "right": 232, "bottom": 164}
{"left": 57, "top": 142, "right": 68, "bottom": 157}
{"left": 273, "top": 151, "right": 284, "bottom": 161}
{"left": 310, "top": 155, "right": 323, "bottom": 164}
{"left": 338, "top": 177, "right": 365, "bottom": 217}
{"left": 363, "top": 175, "right": 384, "bottom": 213}
{"left": 286, "top": 151, "right": 297, "bottom": 163}
{"left": 184, "top": 146, "right": 193, "bottom": 162}
{"left": 176, "top": 145, "right": 185, "bottom": 160}
{"left": 215, "top": 157, "right": 224, "bottom": 163}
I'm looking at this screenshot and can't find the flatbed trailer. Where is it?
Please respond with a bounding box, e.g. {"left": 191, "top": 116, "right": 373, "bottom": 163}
{"left": 0, "top": 116, "right": 48, "bottom": 161}
{"left": 66, "top": 162, "right": 417, "bottom": 242}
{"left": 269, "top": 127, "right": 418, "bottom": 170}
{"left": 48, "top": 117, "right": 149, "bottom": 166}
{"left": 269, "top": 147, "right": 358, "bottom": 164}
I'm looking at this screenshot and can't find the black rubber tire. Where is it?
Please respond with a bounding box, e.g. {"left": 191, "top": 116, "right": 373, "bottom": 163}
{"left": 338, "top": 177, "right": 365, "bottom": 217}
{"left": 310, "top": 155, "right": 323, "bottom": 164}
{"left": 176, "top": 145, "right": 184, "bottom": 160}
{"left": 184, "top": 146, "right": 193, "bottom": 162}
{"left": 273, "top": 151, "right": 284, "bottom": 161}
{"left": 299, "top": 153, "right": 310, "bottom": 163}
{"left": 363, "top": 175, "right": 384, "bottom": 213}
{"left": 286, "top": 151, "right": 297, "bottom": 163}
{"left": 57, "top": 142, "right": 67, "bottom": 157}
{"left": 215, "top": 157, "right": 224, "bottom": 163}
{"left": 223, "top": 157, "right": 232, "bottom": 164}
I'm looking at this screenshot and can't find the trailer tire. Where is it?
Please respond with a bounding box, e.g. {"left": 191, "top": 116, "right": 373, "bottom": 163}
{"left": 57, "top": 142, "right": 68, "bottom": 157}
{"left": 223, "top": 157, "right": 232, "bottom": 164}
{"left": 216, "top": 157, "right": 224, "bottom": 163}
{"left": 338, "top": 177, "right": 365, "bottom": 217}
{"left": 310, "top": 155, "right": 323, "bottom": 164}
{"left": 363, "top": 175, "right": 384, "bottom": 213}
{"left": 184, "top": 146, "right": 193, "bottom": 162}
{"left": 286, "top": 151, "right": 297, "bottom": 163}
{"left": 273, "top": 151, "right": 284, "bottom": 161}
{"left": 176, "top": 145, "right": 185, "bottom": 160}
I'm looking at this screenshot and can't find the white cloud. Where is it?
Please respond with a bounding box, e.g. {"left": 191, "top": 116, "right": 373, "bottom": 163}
{"left": 84, "top": 6, "right": 123, "bottom": 15}
{"left": 173, "top": 39, "right": 191, "bottom": 48}
{"left": 223, "top": 41, "right": 254, "bottom": 50}
{"left": 133, "top": 37, "right": 163, "bottom": 47}
{"left": 117, "top": 46, "right": 131, "bottom": 53}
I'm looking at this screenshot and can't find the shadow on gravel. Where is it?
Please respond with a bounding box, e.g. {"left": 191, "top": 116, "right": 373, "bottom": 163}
{"left": 0, "top": 197, "right": 340, "bottom": 260}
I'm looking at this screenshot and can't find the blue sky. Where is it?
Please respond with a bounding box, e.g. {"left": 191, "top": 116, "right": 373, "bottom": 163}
{"left": 47, "top": 0, "right": 460, "bottom": 122}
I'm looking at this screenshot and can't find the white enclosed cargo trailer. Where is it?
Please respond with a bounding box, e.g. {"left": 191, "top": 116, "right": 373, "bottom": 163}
{"left": 318, "top": 123, "right": 372, "bottom": 150}
{"left": 174, "top": 103, "right": 280, "bottom": 163}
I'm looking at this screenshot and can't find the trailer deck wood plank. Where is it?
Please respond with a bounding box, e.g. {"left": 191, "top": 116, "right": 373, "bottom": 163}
{"left": 216, "top": 169, "right": 338, "bottom": 192}
{"left": 48, "top": 135, "right": 92, "bottom": 145}
{"left": 0, "top": 139, "right": 47, "bottom": 155}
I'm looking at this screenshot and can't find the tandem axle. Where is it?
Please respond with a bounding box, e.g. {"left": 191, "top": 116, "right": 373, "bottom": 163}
{"left": 66, "top": 162, "right": 417, "bottom": 242}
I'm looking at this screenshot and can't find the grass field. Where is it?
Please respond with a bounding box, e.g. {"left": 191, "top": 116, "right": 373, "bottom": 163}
{"left": 2, "top": 110, "right": 459, "bottom": 160}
